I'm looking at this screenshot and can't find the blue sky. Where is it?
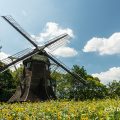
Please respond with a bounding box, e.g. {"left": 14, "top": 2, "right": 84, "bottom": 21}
{"left": 0, "top": 0, "right": 120, "bottom": 84}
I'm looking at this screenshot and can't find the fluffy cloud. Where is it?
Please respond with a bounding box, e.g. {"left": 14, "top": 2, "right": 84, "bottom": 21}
{"left": 32, "top": 22, "right": 77, "bottom": 57}
{"left": 83, "top": 32, "right": 120, "bottom": 55}
{"left": 32, "top": 22, "right": 74, "bottom": 42}
{"left": 52, "top": 47, "right": 78, "bottom": 57}
{"left": 0, "top": 52, "right": 9, "bottom": 60}
{"left": 0, "top": 52, "right": 12, "bottom": 69}
{"left": 0, "top": 52, "right": 22, "bottom": 71}
{"left": 92, "top": 67, "right": 120, "bottom": 84}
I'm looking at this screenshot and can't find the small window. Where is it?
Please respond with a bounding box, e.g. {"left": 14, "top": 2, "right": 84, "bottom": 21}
{"left": 27, "top": 62, "right": 31, "bottom": 69}
{"left": 46, "top": 64, "right": 49, "bottom": 70}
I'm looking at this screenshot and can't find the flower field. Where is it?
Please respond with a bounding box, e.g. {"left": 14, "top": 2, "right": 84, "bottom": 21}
{"left": 0, "top": 99, "right": 120, "bottom": 120}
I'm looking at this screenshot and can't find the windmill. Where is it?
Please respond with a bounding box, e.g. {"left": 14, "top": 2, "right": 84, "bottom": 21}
{"left": 0, "top": 16, "right": 86, "bottom": 102}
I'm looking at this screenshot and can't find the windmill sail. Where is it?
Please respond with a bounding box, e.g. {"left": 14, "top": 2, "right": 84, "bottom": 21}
{"left": 44, "top": 33, "right": 70, "bottom": 52}
{"left": 0, "top": 48, "right": 39, "bottom": 73}
{"left": 45, "top": 52, "right": 87, "bottom": 85}
{"left": 0, "top": 34, "right": 69, "bottom": 73}
{"left": 2, "top": 16, "right": 38, "bottom": 48}
{"left": 0, "top": 48, "right": 33, "bottom": 71}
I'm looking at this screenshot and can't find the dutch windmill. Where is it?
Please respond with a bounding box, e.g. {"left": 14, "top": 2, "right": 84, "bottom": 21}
{"left": 0, "top": 16, "right": 86, "bottom": 102}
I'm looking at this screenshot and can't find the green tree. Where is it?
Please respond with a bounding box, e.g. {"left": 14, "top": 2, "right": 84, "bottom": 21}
{"left": 51, "top": 65, "right": 108, "bottom": 100}
{"left": 107, "top": 80, "right": 120, "bottom": 98}
{"left": 68, "top": 65, "right": 108, "bottom": 100}
{"left": 0, "top": 62, "right": 19, "bottom": 101}
{"left": 0, "top": 73, "right": 13, "bottom": 101}
{"left": 51, "top": 71, "right": 71, "bottom": 99}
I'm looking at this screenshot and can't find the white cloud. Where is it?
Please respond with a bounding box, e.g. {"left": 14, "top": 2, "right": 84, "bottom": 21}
{"left": 33, "top": 22, "right": 74, "bottom": 43}
{"left": 92, "top": 67, "right": 120, "bottom": 84}
{"left": 52, "top": 47, "right": 78, "bottom": 57}
{"left": 83, "top": 32, "right": 120, "bottom": 55}
{"left": 32, "top": 22, "right": 77, "bottom": 57}
{"left": 0, "top": 52, "right": 9, "bottom": 60}
{"left": 0, "top": 52, "right": 22, "bottom": 70}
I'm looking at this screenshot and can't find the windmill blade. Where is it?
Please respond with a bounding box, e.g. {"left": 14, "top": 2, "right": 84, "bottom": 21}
{"left": 0, "top": 48, "right": 39, "bottom": 73}
{"left": 2, "top": 15, "right": 38, "bottom": 48}
{"left": 44, "top": 33, "right": 70, "bottom": 52}
{"left": 43, "top": 33, "right": 69, "bottom": 49}
{"left": 1, "top": 48, "right": 33, "bottom": 64}
{"left": 45, "top": 52, "right": 87, "bottom": 85}
{"left": 0, "top": 33, "right": 68, "bottom": 73}
{"left": 37, "top": 33, "right": 69, "bottom": 51}
{"left": 50, "top": 61, "right": 61, "bottom": 73}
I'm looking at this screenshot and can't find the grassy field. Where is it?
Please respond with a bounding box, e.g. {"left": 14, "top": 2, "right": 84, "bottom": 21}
{"left": 0, "top": 99, "right": 120, "bottom": 120}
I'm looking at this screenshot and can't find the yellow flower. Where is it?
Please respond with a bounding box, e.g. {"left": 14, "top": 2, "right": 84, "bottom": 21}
{"left": 57, "top": 112, "right": 61, "bottom": 120}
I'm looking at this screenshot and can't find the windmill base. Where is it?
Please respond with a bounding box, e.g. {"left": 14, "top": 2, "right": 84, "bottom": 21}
{"left": 8, "top": 71, "right": 56, "bottom": 103}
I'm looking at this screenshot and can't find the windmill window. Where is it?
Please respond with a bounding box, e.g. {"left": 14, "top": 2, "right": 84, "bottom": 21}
{"left": 46, "top": 64, "right": 49, "bottom": 70}
{"left": 27, "top": 62, "right": 31, "bottom": 69}
{"left": 48, "top": 79, "right": 50, "bottom": 86}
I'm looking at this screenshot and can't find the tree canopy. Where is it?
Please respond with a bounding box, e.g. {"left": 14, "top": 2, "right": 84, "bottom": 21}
{"left": 0, "top": 62, "right": 22, "bottom": 101}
